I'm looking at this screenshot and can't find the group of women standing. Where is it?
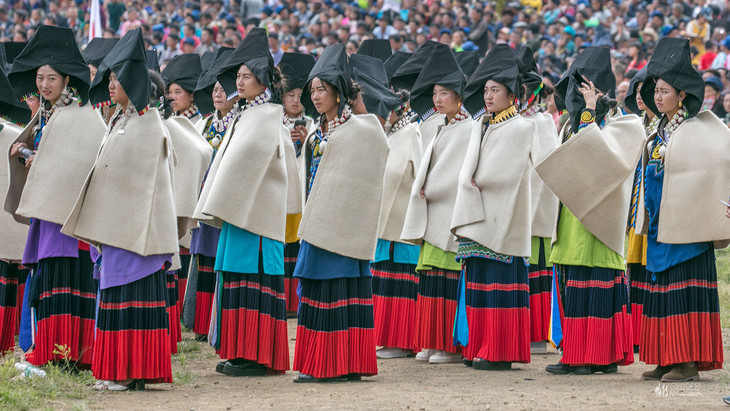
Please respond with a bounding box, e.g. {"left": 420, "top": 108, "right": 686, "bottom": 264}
{"left": 0, "top": 25, "right": 726, "bottom": 390}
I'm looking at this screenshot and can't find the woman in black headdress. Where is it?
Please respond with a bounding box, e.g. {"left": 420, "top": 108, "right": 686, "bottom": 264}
{"left": 61, "top": 28, "right": 178, "bottom": 390}
{"left": 401, "top": 42, "right": 473, "bottom": 365}
{"left": 450, "top": 44, "right": 537, "bottom": 371}
{"left": 636, "top": 37, "right": 729, "bottom": 382}
{"left": 162, "top": 53, "right": 203, "bottom": 123}
{"left": 517, "top": 46, "right": 560, "bottom": 354}
{"left": 6, "top": 25, "right": 106, "bottom": 369}
{"left": 536, "top": 47, "right": 643, "bottom": 376}
{"left": 82, "top": 38, "right": 119, "bottom": 123}
{"left": 277, "top": 52, "right": 316, "bottom": 314}
{"left": 0, "top": 59, "right": 31, "bottom": 355}
{"left": 187, "top": 48, "right": 239, "bottom": 341}
{"left": 292, "top": 44, "right": 389, "bottom": 382}
{"left": 622, "top": 66, "right": 656, "bottom": 352}
{"left": 350, "top": 55, "right": 424, "bottom": 360}
{"left": 194, "top": 27, "right": 299, "bottom": 377}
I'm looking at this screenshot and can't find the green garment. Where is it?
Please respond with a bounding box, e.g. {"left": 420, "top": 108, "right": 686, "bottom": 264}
{"left": 416, "top": 241, "right": 462, "bottom": 272}
{"left": 529, "top": 236, "right": 553, "bottom": 266}
{"left": 549, "top": 207, "right": 625, "bottom": 270}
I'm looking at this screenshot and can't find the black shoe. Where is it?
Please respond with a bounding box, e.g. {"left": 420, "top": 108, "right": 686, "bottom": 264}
{"left": 223, "top": 360, "right": 267, "bottom": 377}
{"left": 342, "top": 373, "right": 362, "bottom": 381}
{"left": 572, "top": 366, "right": 594, "bottom": 375}
{"left": 463, "top": 358, "right": 473, "bottom": 367}
{"left": 723, "top": 396, "right": 730, "bottom": 405}
{"left": 215, "top": 361, "right": 227, "bottom": 374}
{"left": 293, "top": 373, "right": 341, "bottom": 383}
{"left": 129, "top": 379, "right": 146, "bottom": 391}
{"left": 633, "top": 345, "right": 640, "bottom": 354}
{"left": 473, "top": 359, "right": 512, "bottom": 371}
{"left": 592, "top": 363, "right": 618, "bottom": 374}
{"left": 546, "top": 361, "right": 573, "bottom": 375}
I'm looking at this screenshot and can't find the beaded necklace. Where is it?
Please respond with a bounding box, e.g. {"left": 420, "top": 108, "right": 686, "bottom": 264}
{"left": 520, "top": 102, "right": 545, "bottom": 118}
{"left": 33, "top": 92, "right": 74, "bottom": 150}
{"left": 446, "top": 107, "right": 469, "bottom": 126}
{"left": 178, "top": 104, "right": 200, "bottom": 120}
{"left": 283, "top": 111, "right": 304, "bottom": 129}
{"left": 242, "top": 89, "right": 272, "bottom": 111}
{"left": 308, "top": 105, "right": 352, "bottom": 196}
{"left": 643, "top": 111, "right": 660, "bottom": 136}
{"left": 388, "top": 114, "right": 411, "bottom": 135}
{"left": 207, "top": 108, "right": 237, "bottom": 149}
{"left": 651, "top": 107, "right": 686, "bottom": 161}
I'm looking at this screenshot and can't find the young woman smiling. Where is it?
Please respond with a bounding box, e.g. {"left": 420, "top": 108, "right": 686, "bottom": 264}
{"left": 402, "top": 43, "right": 473, "bottom": 365}
{"left": 451, "top": 44, "right": 538, "bottom": 371}
{"left": 636, "top": 37, "right": 730, "bottom": 383}
{"left": 6, "top": 25, "right": 106, "bottom": 369}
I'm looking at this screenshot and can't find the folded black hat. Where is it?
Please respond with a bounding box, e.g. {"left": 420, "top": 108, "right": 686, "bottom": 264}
{"left": 639, "top": 37, "right": 704, "bottom": 118}
{"left": 455, "top": 50, "right": 480, "bottom": 78}
{"left": 349, "top": 53, "right": 388, "bottom": 87}
{"left": 0, "top": 63, "right": 31, "bottom": 125}
{"left": 356, "top": 39, "right": 392, "bottom": 63}
{"left": 194, "top": 47, "right": 234, "bottom": 116}
{"left": 9, "top": 25, "right": 91, "bottom": 103}
{"left": 161, "top": 53, "right": 203, "bottom": 93}
{"left": 625, "top": 65, "right": 648, "bottom": 114}
{"left": 89, "top": 28, "right": 150, "bottom": 113}
{"left": 352, "top": 66, "right": 401, "bottom": 119}
{"left": 83, "top": 38, "right": 120, "bottom": 68}
{"left": 517, "top": 46, "right": 543, "bottom": 97}
{"left": 1, "top": 41, "right": 27, "bottom": 64}
{"left": 391, "top": 40, "right": 438, "bottom": 92}
{"left": 463, "top": 44, "right": 521, "bottom": 116}
{"left": 145, "top": 50, "right": 160, "bottom": 72}
{"left": 278, "top": 52, "right": 316, "bottom": 91}
{"left": 409, "top": 43, "right": 466, "bottom": 119}
{"left": 217, "top": 28, "right": 274, "bottom": 98}
{"left": 384, "top": 51, "right": 411, "bottom": 83}
{"left": 302, "top": 44, "right": 351, "bottom": 117}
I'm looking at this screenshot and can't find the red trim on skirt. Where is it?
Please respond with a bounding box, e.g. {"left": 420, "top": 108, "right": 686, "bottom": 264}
{"left": 16, "top": 283, "right": 25, "bottom": 336}
{"left": 284, "top": 278, "right": 299, "bottom": 312}
{"left": 93, "top": 329, "right": 172, "bottom": 383}
{"left": 413, "top": 269, "right": 461, "bottom": 354}
{"left": 528, "top": 268, "right": 551, "bottom": 343}
{"left": 26, "top": 316, "right": 95, "bottom": 366}
{"left": 217, "top": 307, "right": 289, "bottom": 373}
{"left": 561, "top": 313, "right": 634, "bottom": 366}
{"left": 294, "top": 327, "right": 377, "bottom": 378}
{"left": 167, "top": 304, "right": 181, "bottom": 354}
{"left": 193, "top": 291, "right": 214, "bottom": 335}
{"left": 372, "top": 262, "right": 419, "bottom": 351}
{"left": 0, "top": 306, "right": 15, "bottom": 353}
{"left": 640, "top": 312, "right": 723, "bottom": 371}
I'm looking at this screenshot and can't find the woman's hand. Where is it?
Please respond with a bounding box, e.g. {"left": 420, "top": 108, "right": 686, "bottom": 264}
{"left": 725, "top": 204, "right": 730, "bottom": 218}
{"left": 291, "top": 125, "right": 307, "bottom": 144}
{"left": 578, "top": 80, "right": 601, "bottom": 110}
{"left": 10, "top": 142, "right": 28, "bottom": 158}
{"left": 25, "top": 154, "right": 36, "bottom": 169}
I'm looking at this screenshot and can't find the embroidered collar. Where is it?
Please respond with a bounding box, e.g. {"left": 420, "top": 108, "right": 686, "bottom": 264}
{"left": 446, "top": 107, "right": 469, "bottom": 126}
{"left": 178, "top": 104, "right": 200, "bottom": 119}
{"left": 243, "top": 89, "right": 272, "bottom": 111}
{"left": 520, "top": 102, "right": 545, "bottom": 118}
{"left": 490, "top": 105, "right": 518, "bottom": 124}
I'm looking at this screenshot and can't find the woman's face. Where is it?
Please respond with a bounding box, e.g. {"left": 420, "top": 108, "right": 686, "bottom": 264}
{"left": 88, "top": 64, "right": 98, "bottom": 82}
{"left": 168, "top": 83, "right": 194, "bottom": 113}
{"left": 351, "top": 91, "right": 367, "bottom": 115}
{"left": 26, "top": 95, "right": 40, "bottom": 118}
{"left": 108, "top": 71, "right": 130, "bottom": 108}
{"left": 635, "top": 82, "right": 646, "bottom": 111}
{"left": 236, "top": 64, "right": 266, "bottom": 101}
{"left": 282, "top": 87, "right": 303, "bottom": 116}
{"left": 484, "top": 80, "right": 513, "bottom": 114}
{"left": 654, "top": 79, "right": 684, "bottom": 115}
{"left": 36, "top": 65, "right": 68, "bottom": 103}
{"left": 212, "top": 81, "right": 236, "bottom": 114}
{"left": 345, "top": 41, "right": 358, "bottom": 55}
{"left": 309, "top": 77, "right": 338, "bottom": 116}
{"left": 432, "top": 84, "right": 460, "bottom": 117}
{"left": 723, "top": 93, "right": 730, "bottom": 113}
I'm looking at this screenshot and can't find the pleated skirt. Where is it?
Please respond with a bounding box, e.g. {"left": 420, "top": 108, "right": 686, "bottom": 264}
{"left": 371, "top": 259, "right": 419, "bottom": 351}
{"left": 414, "top": 268, "right": 461, "bottom": 353}
{"left": 283, "top": 242, "right": 300, "bottom": 312}
{"left": 15, "top": 266, "right": 28, "bottom": 336}
{"left": 166, "top": 272, "right": 181, "bottom": 354}
{"left": 462, "top": 257, "right": 531, "bottom": 363}
{"left": 93, "top": 269, "right": 172, "bottom": 383}
{"left": 25, "top": 252, "right": 97, "bottom": 366}
{"left": 528, "top": 240, "right": 552, "bottom": 343}
{"left": 0, "top": 261, "right": 19, "bottom": 353}
{"left": 640, "top": 248, "right": 723, "bottom": 371}
{"left": 628, "top": 262, "right": 650, "bottom": 347}
{"left": 176, "top": 251, "right": 191, "bottom": 315}
{"left": 215, "top": 270, "right": 289, "bottom": 373}
{"left": 559, "top": 265, "right": 633, "bottom": 366}
{"left": 293, "top": 276, "right": 377, "bottom": 378}
{"left": 193, "top": 255, "right": 216, "bottom": 335}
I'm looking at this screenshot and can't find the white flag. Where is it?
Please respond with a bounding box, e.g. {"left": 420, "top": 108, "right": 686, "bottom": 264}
{"left": 88, "top": 0, "right": 102, "bottom": 41}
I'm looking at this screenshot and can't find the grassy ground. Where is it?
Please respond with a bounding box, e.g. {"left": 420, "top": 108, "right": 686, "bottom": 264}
{"left": 716, "top": 248, "right": 730, "bottom": 328}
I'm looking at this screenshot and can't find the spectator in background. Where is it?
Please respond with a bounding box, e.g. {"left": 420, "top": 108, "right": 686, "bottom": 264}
{"left": 703, "top": 75, "right": 723, "bottom": 112}
{"left": 182, "top": 23, "right": 200, "bottom": 48}
{"left": 686, "top": 7, "right": 712, "bottom": 65}
{"left": 269, "top": 33, "right": 283, "bottom": 65}
{"left": 182, "top": 37, "right": 196, "bottom": 54}
{"left": 700, "top": 40, "right": 718, "bottom": 71}
{"left": 615, "top": 79, "right": 630, "bottom": 111}
{"left": 196, "top": 27, "right": 219, "bottom": 55}
{"left": 119, "top": 8, "right": 142, "bottom": 36}
{"left": 373, "top": 15, "right": 397, "bottom": 40}
{"left": 626, "top": 43, "right": 647, "bottom": 72}
{"left": 712, "top": 36, "right": 730, "bottom": 69}
{"left": 159, "top": 33, "right": 182, "bottom": 64}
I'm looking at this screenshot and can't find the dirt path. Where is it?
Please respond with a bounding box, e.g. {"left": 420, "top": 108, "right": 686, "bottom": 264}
{"left": 86, "top": 320, "right": 730, "bottom": 410}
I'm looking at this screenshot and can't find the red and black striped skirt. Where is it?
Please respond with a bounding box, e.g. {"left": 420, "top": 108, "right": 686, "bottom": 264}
{"left": 560, "top": 265, "right": 633, "bottom": 366}
{"left": 176, "top": 251, "right": 191, "bottom": 315}
{"left": 25, "top": 251, "right": 97, "bottom": 366}
{"left": 293, "top": 276, "right": 377, "bottom": 378}
{"left": 462, "top": 257, "right": 531, "bottom": 363}
{"left": 15, "top": 265, "right": 29, "bottom": 336}
{"left": 216, "top": 271, "right": 289, "bottom": 373}
{"left": 628, "top": 263, "right": 649, "bottom": 347}
{"left": 193, "top": 255, "right": 216, "bottom": 335}
{"left": 93, "top": 269, "right": 172, "bottom": 383}
{"left": 0, "top": 261, "right": 19, "bottom": 353}
{"left": 528, "top": 240, "right": 552, "bottom": 343}
{"left": 371, "top": 260, "right": 419, "bottom": 351}
{"left": 283, "top": 242, "right": 300, "bottom": 312}
{"left": 414, "top": 268, "right": 461, "bottom": 354}
{"left": 166, "top": 272, "right": 181, "bottom": 354}
{"left": 640, "top": 249, "right": 723, "bottom": 371}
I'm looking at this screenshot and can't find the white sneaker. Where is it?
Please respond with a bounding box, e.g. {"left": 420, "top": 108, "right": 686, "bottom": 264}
{"left": 428, "top": 350, "right": 462, "bottom": 364}
{"left": 531, "top": 341, "right": 548, "bottom": 354}
{"left": 415, "top": 349, "right": 436, "bottom": 361}
{"left": 376, "top": 347, "right": 411, "bottom": 359}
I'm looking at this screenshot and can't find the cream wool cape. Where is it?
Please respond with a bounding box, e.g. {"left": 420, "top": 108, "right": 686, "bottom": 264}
{"left": 378, "top": 122, "right": 422, "bottom": 243}
{"left": 529, "top": 112, "right": 560, "bottom": 238}
{"left": 5, "top": 101, "right": 106, "bottom": 225}
{"left": 419, "top": 112, "right": 446, "bottom": 149}
{"left": 0, "top": 122, "right": 29, "bottom": 260}
{"left": 535, "top": 113, "right": 645, "bottom": 256}
{"left": 636, "top": 111, "right": 730, "bottom": 248}
{"left": 61, "top": 108, "right": 180, "bottom": 256}
{"left": 194, "top": 103, "right": 302, "bottom": 242}
{"left": 164, "top": 116, "right": 213, "bottom": 239}
{"left": 451, "top": 114, "right": 539, "bottom": 257}
{"left": 298, "top": 113, "right": 390, "bottom": 261}
{"left": 401, "top": 118, "right": 473, "bottom": 253}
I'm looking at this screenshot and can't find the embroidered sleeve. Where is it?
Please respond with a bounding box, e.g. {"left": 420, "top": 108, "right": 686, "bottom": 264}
{"left": 578, "top": 108, "right": 596, "bottom": 131}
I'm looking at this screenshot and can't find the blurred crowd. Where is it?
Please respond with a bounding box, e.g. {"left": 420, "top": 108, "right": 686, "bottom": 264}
{"left": 3, "top": 0, "right": 730, "bottom": 121}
